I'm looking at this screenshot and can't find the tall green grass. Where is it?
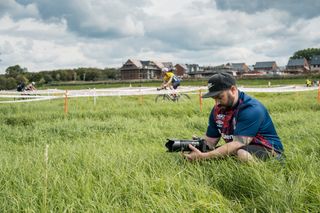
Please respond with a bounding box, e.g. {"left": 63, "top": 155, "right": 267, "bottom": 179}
{"left": 0, "top": 91, "right": 320, "bottom": 212}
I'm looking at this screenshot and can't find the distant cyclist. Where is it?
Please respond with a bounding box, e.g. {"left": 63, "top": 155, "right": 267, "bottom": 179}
{"left": 306, "top": 79, "right": 312, "bottom": 87}
{"left": 25, "top": 82, "right": 36, "bottom": 91}
{"left": 158, "top": 67, "right": 181, "bottom": 90}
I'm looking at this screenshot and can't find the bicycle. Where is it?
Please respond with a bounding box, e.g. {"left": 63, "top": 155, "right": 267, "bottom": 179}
{"left": 155, "top": 88, "right": 191, "bottom": 103}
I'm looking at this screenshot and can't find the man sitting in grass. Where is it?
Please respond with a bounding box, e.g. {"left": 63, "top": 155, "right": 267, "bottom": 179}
{"left": 183, "top": 73, "right": 284, "bottom": 162}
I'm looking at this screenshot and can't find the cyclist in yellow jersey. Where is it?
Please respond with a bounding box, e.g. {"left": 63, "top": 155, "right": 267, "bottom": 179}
{"left": 306, "top": 79, "right": 312, "bottom": 87}
{"left": 159, "top": 67, "right": 181, "bottom": 90}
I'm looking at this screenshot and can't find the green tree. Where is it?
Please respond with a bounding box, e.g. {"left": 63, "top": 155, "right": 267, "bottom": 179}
{"left": 15, "top": 74, "right": 28, "bottom": 84}
{"left": 28, "top": 72, "right": 43, "bottom": 83}
{"left": 38, "top": 77, "right": 46, "bottom": 86}
{"left": 290, "top": 48, "right": 320, "bottom": 61}
{"left": 7, "top": 77, "right": 17, "bottom": 89}
{"left": 57, "top": 69, "right": 74, "bottom": 81}
{"left": 43, "top": 74, "right": 53, "bottom": 83}
{"left": 76, "top": 68, "right": 87, "bottom": 81}
{"left": 0, "top": 76, "right": 7, "bottom": 90}
{"left": 54, "top": 72, "right": 61, "bottom": 81}
{"left": 5, "top": 65, "right": 27, "bottom": 78}
{"left": 103, "top": 68, "right": 118, "bottom": 79}
{"left": 0, "top": 77, "right": 17, "bottom": 90}
{"left": 85, "top": 69, "right": 101, "bottom": 81}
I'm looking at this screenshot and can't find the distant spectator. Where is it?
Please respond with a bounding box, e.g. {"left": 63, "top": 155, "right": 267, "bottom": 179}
{"left": 16, "top": 82, "right": 25, "bottom": 92}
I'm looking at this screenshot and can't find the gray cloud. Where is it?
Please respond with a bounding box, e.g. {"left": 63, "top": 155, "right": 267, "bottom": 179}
{"left": 15, "top": 0, "right": 149, "bottom": 38}
{"left": 0, "top": 0, "right": 39, "bottom": 19}
{"left": 215, "top": 0, "right": 320, "bottom": 19}
{"left": 1, "top": 0, "right": 320, "bottom": 73}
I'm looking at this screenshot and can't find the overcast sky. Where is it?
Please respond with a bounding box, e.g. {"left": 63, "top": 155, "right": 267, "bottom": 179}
{"left": 0, "top": 0, "right": 320, "bottom": 73}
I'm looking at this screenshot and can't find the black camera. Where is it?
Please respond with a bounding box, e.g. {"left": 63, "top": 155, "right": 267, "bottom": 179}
{"left": 165, "top": 138, "right": 210, "bottom": 152}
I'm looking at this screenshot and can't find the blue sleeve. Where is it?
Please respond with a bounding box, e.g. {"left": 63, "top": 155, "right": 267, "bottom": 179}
{"left": 206, "top": 108, "right": 221, "bottom": 138}
{"left": 234, "top": 104, "right": 264, "bottom": 137}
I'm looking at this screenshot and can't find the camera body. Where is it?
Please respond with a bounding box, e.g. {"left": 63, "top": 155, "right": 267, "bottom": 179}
{"left": 165, "top": 138, "right": 209, "bottom": 152}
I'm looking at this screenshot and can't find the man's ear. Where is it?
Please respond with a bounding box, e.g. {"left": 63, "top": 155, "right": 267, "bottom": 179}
{"left": 230, "top": 85, "right": 237, "bottom": 94}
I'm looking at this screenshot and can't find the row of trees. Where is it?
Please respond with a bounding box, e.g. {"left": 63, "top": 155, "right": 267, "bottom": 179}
{"left": 0, "top": 65, "right": 119, "bottom": 90}
{"left": 290, "top": 48, "right": 320, "bottom": 61}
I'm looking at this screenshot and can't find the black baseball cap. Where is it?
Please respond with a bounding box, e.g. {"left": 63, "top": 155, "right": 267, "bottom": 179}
{"left": 202, "top": 72, "right": 236, "bottom": 98}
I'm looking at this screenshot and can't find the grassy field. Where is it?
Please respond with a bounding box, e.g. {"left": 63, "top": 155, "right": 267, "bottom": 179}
{"left": 1, "top": 89, "right": 320, "bottom": 212}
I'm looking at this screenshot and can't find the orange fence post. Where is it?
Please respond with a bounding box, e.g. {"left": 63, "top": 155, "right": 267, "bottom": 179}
{"left": 139, "top": 88, "right": 143, "bottom": 104}
{"left": 318, "top": 83, "right": 320, "bottom": 103}
{"left": 64, "top": 90, "right": 68, "bottom": 115}
{"left": 93, "top": 88, "right": 97, "bottom": 106}
{"left": 199, "top": 89, "right": 203, "bottom": 112}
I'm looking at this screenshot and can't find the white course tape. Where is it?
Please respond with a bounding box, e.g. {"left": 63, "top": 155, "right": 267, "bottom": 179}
{"left": 0, "top": 85, "right": 317, "bottom": 104}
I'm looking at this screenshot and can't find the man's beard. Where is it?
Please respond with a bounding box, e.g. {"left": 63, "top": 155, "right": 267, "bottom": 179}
{"left": 219, "top": 92, "right": 235, "bottom": 109}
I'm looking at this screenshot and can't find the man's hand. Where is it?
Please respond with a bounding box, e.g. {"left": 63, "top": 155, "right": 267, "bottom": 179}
{"left": 182, "top": 144, "right": 205, "bottom": 161}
